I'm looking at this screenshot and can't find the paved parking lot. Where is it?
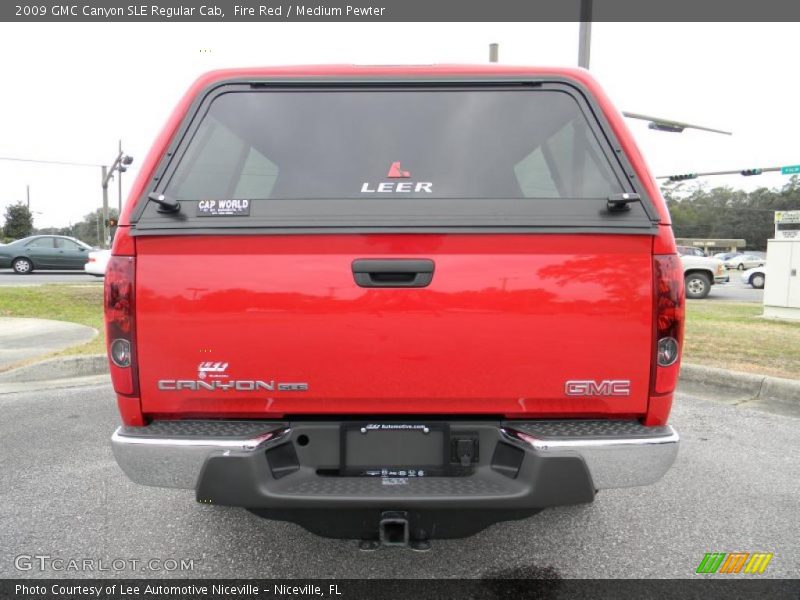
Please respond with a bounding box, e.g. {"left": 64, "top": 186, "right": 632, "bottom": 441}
{"left": 0, "top": 383, "right": 797, "bottom": 579}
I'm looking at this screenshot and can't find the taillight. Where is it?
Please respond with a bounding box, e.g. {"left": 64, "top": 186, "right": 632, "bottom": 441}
{"left": 104, "top": 256, "right": 138, "bottom": 395}
{"left": 652, "top": 255, "right": 685, "bottom": 394}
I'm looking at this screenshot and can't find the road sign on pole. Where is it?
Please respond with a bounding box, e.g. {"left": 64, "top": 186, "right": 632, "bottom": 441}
{"left": 780, "top": 165, "right": 800, "bottom": 175}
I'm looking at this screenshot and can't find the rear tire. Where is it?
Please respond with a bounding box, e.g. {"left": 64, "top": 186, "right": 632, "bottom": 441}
{"left": 12, "top": 257, "right": 33, "bottom": 274}
{"left": 750, "top": 273, "right": 765, "bottom": 289}
{"left": 685, "top": 272, "right": 711, "bottom": 299}
{"left": 737, "top": 264, "right": 745, "bottom": 270}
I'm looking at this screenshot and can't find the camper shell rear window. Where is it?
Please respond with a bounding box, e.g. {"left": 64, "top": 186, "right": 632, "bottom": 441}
{"left": 131, "top": 81, "right": 658, "bottom": 235}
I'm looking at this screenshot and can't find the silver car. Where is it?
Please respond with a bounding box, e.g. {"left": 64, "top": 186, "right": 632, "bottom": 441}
{"left": 725, "top": 254, "right": 765, "bottom": 271}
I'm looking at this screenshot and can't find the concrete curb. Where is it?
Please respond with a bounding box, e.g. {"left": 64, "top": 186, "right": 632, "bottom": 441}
{"left": 0, "top": 374, "right": 111, "bottom": 396}
{"left": 0, "top": 317, "right": 98, "bottom": 371}
{"left": 0, "top": 354, "right": 108, "bottom": 384}
{"left": 678, "top": 363, "right": 800, "bottom": 418}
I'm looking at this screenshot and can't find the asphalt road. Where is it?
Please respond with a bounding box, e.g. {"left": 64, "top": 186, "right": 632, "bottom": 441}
{"left": 0, "top": 384, "right": 797, "bottom": 579}
{"left": 0, "top": 270, "right": 101, "bottom": 285}
{"left": 707, "top": 277, "right": 764, "bottom": 303}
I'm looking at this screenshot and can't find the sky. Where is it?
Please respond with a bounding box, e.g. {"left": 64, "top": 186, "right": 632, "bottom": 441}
{"left": 0, "top": 21, "right": 799, "bottom": 229}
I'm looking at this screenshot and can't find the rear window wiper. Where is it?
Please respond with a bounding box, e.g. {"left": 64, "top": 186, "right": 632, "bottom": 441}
{"left": 148, "top": 192, "right": 181, "bottom": 213}
{"left": 607, "top": 193, "right": 640, "bottom": 212}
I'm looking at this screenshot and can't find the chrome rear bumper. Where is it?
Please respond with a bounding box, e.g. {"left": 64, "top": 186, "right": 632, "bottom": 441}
{"left": 111, "top": 419, "right": 678, "bottom": 492}
{"left": 502, "top": 422, "right": 679, "bottom": 489}
{"left": 111, "top": 422, "right": 290, "bottom": 489}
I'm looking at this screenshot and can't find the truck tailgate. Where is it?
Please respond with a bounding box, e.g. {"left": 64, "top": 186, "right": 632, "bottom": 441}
{"left": 135, "top": 233, "right": 652, "bottom": 418}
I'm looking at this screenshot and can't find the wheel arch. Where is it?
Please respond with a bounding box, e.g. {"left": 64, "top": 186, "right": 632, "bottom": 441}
{"left": 12, "top": 255, "right": 35, "bottom": 266}
{"left": 684, "top": 268, "right": 713, "bottom": 281}
{"left": 10, "top": 256, "right": 35, "bottom": 273}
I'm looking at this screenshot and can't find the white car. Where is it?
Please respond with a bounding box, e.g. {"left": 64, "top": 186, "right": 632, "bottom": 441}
{"left": 84, "top": 249, "right": 111, "bottom": 276}
{"left": 741, "top": 266, "right": 766, "bottom": 289}
{"left": 724, "top": 254, "right": 765, "bottom": 270}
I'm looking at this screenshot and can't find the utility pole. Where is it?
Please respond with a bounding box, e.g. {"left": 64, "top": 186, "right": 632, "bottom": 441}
{"left": 101, "top": 166, "right": 109, "bottom": 245}
{"left": 578, "top": 0, "right": 592, "bottom": 68}
{"left": 489, "top": 43, "right": 499, "bottom": 63}
{"left": 26, "top": 185, "right": 30, "bottom": 209}
{"left": 100, "top": 144, "right": 133, "bottom": 247}
{"left": 118, "top": 140, "right": 123, "bottom": 214}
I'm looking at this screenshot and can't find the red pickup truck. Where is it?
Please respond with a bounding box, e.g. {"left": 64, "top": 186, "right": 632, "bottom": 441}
{"left": 108, "top": 65, "right": 683, "bottom": 547}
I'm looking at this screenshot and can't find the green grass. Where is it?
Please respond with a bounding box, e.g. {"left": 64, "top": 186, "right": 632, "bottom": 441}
{"left": 0, "top": 284, "right": 105, "bottom": 360}
{"left": 684, "top": 300, "right": 800, "bottom": 379}
{"left": 1, "top": 285, "right": 798, "bottom": 380}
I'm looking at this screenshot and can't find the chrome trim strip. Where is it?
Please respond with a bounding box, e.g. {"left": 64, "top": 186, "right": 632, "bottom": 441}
{"left": 110, "top": 427, "right": 289, "bottom": 451}
{"left": 500, "top": 426, "right": 680, "bottom": 450}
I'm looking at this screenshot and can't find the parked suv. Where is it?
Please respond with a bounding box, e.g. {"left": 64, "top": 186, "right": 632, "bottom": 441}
{"left": 108, "top": 66, "right": 683, "bottom": 545}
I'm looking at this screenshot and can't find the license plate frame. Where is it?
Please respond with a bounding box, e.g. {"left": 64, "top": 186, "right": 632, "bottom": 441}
{"left": 340, "top": 422, "right": 450, "bottom": 477}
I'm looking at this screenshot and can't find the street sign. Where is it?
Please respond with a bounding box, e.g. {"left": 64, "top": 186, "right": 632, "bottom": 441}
{"left": 780, "top": 165, "right": 800, "bottom": 175}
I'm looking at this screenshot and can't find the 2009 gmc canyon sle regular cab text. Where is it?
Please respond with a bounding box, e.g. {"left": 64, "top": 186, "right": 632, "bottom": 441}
{"left": 108, "top": 65, "right": 683, "bottom": 546}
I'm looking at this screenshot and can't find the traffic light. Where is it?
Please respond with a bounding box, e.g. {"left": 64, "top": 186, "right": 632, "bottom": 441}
{"left": 668, "top": 173, "right": 698, "bottom": 182}
{"left": 649, "top": 122, "right": 685, "bottom": 133}
{"left": 740, "top": 168, "right": 763, "bottom": 176}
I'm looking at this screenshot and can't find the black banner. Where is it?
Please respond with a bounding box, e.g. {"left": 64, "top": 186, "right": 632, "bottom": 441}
{"left": 2, "top": 579, "right": 800, "bottom": 600}
{"left": 5, "top": 0, "right": 800, "bottom": 22}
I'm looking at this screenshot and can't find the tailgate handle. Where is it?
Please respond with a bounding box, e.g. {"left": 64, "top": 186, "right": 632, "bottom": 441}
{"left": 352, "top": 259, "right": 434, "bottom": 288}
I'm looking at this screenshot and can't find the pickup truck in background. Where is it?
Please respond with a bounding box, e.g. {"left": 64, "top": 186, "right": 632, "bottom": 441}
{"left": 107, "top": 65, "right": 683, "bottom": 547}
{"left": 677, "top": 247, "right": 728, "bottom": 299}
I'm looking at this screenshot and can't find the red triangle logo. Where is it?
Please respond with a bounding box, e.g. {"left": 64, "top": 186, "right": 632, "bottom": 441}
{"left": 387, "top": 162, "right": 410, "bottom": 178}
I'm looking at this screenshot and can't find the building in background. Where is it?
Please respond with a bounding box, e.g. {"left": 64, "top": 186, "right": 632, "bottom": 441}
{"left": 674, "top": 238, "right": 746, "bottom": 256}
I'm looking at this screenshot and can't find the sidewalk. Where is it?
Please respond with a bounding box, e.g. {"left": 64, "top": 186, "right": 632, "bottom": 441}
{"left": 0, "top": 317, "right": 97, "bottom": 371}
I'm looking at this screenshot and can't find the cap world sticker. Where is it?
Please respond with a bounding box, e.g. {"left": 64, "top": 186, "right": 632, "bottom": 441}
{"left": 197, "top": 199, "right": 250, "bottom": 216}
{"left": 361, "top": 162, "right": 433, "bottom": 194}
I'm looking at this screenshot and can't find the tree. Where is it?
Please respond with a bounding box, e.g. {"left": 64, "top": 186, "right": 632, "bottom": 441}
{"left": 2, "top": 202, "right": 34, "bottom": 240}
{"left": 27, "top": 207, "right": 120, "bottom": 246}
{"left": 68, "top": 207, "right": 118, "bottom": 247}
{"left": 662, "top": 182, "right": 800, "bottom": 250}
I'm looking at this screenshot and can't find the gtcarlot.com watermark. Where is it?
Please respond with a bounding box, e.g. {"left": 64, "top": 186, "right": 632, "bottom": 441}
{"left": 14, "top": 554, "right": 200, "bottom": 573}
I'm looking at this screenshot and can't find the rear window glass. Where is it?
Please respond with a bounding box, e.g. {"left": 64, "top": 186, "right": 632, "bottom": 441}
{"left": 165, "top": 89, "right": 624, "bottom": 201}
